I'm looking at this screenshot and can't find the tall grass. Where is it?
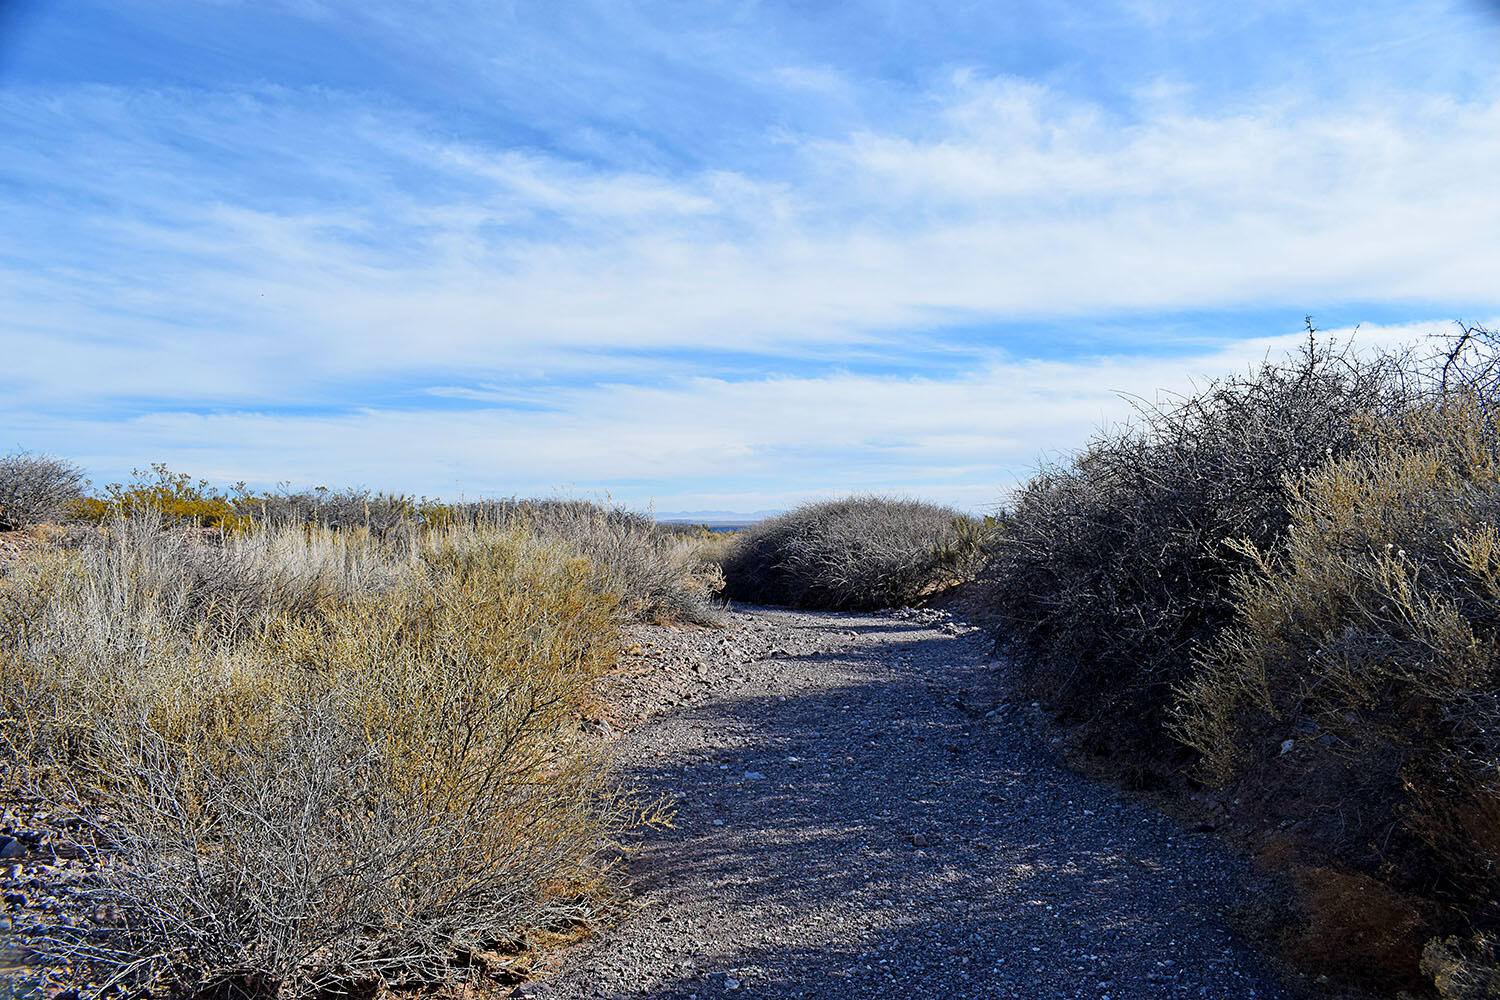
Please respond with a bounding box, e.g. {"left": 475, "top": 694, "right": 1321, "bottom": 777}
{"left": 0, "top": 518, "right": 664, "bottom": 998}
{"left": 71, "top": 468, "right": 722, "bottom": 626}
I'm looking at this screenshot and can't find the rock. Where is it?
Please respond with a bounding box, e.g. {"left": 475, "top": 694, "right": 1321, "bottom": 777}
{"left": 1279, "top": 739, "right": 1295, "bottom": 755}
{"left": 743, "top": 771, "right": 766, "bottom": 780}
{"left": 2, "top": 890, "right": 27, "bottom": 905}
{"left": 0, "top": 838, "right": 25, "bottom": 860}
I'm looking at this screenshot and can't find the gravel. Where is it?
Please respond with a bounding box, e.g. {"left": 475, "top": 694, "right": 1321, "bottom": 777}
{"left": 525, "top": 604, "right": 1292, "bottom": 1000}
{"left": 1, "top": 603, "right": 1293, "bottom": 1000}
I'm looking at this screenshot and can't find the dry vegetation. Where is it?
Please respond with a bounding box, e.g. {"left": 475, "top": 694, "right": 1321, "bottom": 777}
{"left": 985, "top": 324, "right": 1500, "bottom": 996}
{"left": 0, "top": 451, "right": 88, "bottom": 530}
{"left": 0, "top": 472, "right": 719, "bottom": 997}
{"left": 719, "top": 495, "right": 986, "bottom": 610}
{"left": 9, "top": 326, "right": 1500, "bottom": 998}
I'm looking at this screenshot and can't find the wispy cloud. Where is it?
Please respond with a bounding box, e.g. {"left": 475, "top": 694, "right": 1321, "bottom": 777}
{"left": 2, "top": 1, "right": 1497, "bottom": 507}
{"left": 13, "top": 321, "right": 1478, "bottom": 511}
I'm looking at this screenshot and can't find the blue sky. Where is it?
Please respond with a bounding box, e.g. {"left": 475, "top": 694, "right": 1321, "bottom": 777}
{"left": 3, "top": 1, "right": 1498, "bottom": 513}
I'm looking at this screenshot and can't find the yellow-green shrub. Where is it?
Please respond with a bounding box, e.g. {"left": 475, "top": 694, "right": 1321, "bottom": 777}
{"left": 1175, "top": 397, "right": 1500, "bottom": 990}
{"left": 73, "top": 463, "right": 248, "bottom": 531}
{"left": 0, "top": 518, "right": 652, "bottom": 998}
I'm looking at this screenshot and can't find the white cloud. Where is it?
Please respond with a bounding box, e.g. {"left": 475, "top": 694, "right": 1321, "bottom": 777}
{"left": 3, "top": 56, "right": 1498, "bottom": 508}
{"left": 6, "top": 75, "right": 1498, "bottom": 412}
{"left": 15, "top": 320, "right": 1470, "bottom": 511}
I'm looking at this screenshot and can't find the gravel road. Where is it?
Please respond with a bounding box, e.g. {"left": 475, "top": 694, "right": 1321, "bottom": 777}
{"left": 524, "top": 604, "right": 1291, "bottom": 1000}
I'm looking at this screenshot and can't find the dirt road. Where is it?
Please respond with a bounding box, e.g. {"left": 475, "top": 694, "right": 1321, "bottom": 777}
{"left": 523, "top": 605, "right": 1289, "bottom": 999}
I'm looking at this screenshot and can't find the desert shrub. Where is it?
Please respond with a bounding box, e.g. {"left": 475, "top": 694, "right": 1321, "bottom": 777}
{"left": 74, "top": 463, "right": 248, "bottom": 532}
{"left": 0, "top": 450, "right": 88, "bottom": 529}
{"left": 720, "top": 496, "right": 974, "bottom": 610}
{"left": 984, "top": 336, "right": 1415, "bottom": 760}
{"left": 500, "top": 500, "right": 722, "bottom": 625}
{"left": 236, "top": 484, "right": 422, "bottom": 534}
{"left": 0, "top": 518, "right": 657, "bottom": 998}
{"left": 1174, "top": 397, "right": 1500, "bottom": 983}
{"left": 81, "top": 474, "right": 721, "bottom": 626}
{"left": 1424, "top": 934, "right": 1500, "bottom": 1000}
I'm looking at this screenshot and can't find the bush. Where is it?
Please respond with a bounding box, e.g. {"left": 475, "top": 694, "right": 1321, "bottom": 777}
{"left": 0, "top": 450, "right": 87, "bottom": 529}
{"left": 0, "top": 518, "right": 660, "bottom": 997}
{"left": 501, "top": 500, "right": 723, "bottom": 625}
{"left": 983, "top": 335, "right": 1415, "bottom": 760}
{"left": 78, "top": 472, "right": 722, "bottom": 626}
{"left": 1174, "top": 397, "right": 1500, "bottom": 987}
{"left": 74, "top": 463, "right": 248, "bottom": 532}
{"left": 721, "top": 496, "right": 976, "bottom": 610}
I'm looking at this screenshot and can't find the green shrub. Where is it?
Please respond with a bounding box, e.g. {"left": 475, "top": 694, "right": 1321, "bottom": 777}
{"left": 0, "top": 519, "right": 659, "bottom": 998}
{"left": 983, "top": 336, "right": 1415, "bottom": 760}
{"left": 0, "top": 450, "right": 88, "bottom": 529}
{"left": 721, "top": 495, "right": 975, "bottom": 610}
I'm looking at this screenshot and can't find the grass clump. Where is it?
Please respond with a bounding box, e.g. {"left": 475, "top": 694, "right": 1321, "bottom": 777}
{"left": 983, "top": 334, "right": 1413, "bottom": 763}
{"left": 0, "top": 517, "right": 662, "bottom": 998}
{"left": 0, "top": 450, "right": 88, "bottom": 530}
{"left": 721, "top": 495, "right": 977, "bottom": 610}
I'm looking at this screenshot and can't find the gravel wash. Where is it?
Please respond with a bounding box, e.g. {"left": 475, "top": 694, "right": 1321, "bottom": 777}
{"left": 523, "top": 605, "right": 1290, "bottom": 1000}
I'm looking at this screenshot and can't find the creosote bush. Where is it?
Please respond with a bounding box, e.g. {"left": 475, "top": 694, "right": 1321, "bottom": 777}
{"left": 0, "top": 450, "right": 88, "bottom": 529}
{"left": 984, "top": 335, "right": 1414, "bottom": 760}
{"left": 721, "top": 496, "right": 976, "bottom": 610}
{"left": 0, "top": 518, "right": 664, "bottom": 998}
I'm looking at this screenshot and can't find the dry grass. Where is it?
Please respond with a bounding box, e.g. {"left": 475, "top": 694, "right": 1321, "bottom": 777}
{"left": 74, "top": 472, "right": 723, "bottom": 627}
{"left": 0, "top": 518, "right": 666, "bottom": 998}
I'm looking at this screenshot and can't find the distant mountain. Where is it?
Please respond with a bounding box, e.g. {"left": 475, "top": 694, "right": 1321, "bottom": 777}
{"left": 653, "top": 509, "right": 781, "bottom": 524}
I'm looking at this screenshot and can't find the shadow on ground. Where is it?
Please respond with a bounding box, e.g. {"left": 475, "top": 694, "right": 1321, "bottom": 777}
{"left": 534, "top": 612, "right": 1288, "bottom": 1000}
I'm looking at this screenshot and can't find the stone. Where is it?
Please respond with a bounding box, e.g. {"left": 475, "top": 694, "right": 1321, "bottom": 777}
{"left": 0, "top": 839, "right": 25, "bottom": 861}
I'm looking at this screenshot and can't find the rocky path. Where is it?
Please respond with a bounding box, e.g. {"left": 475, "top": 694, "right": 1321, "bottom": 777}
{"left": 523, "top": 605, "right": 1290, "bottom": 1000}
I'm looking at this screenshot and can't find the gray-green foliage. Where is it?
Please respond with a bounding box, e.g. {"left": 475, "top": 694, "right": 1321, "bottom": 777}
{"left": 722, "top": 495, "right": 974, "bottom": 610}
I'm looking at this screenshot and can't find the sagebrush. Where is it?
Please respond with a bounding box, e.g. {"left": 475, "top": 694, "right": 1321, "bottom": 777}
{"left": 0, "top": 518, "right": 665, "bottom": 998}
